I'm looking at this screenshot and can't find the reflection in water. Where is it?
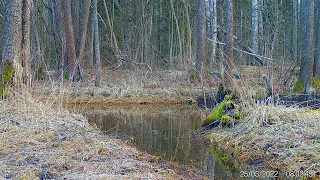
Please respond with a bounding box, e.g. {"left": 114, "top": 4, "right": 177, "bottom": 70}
{"left": 76, "top": 106, "right": 230, "bottom": 179}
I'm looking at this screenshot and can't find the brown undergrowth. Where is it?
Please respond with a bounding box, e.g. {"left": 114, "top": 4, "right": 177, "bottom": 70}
{"left": 202, "top": 104, "right": 320, "bottom": 177}
{"left": 27, "top": 66, "right": 319, "bottom": 178}
{"left": 0, "top": 93, "right": 206, "bottom": 179}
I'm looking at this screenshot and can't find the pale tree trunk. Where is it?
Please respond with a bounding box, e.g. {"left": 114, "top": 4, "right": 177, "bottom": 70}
{"left": 195, "top": 0, "right": 206, "bottom": 75}
{"left": 258, "top": 0, "right": 263, "bottom": 54}
{"left": 251, "top": 0, "right": 259, "bottom": 59}
{"left": 225, "top": 0, "right": 236, "bottom": 90}
{"left": 62, "top": 0, "right": 77, "bottom": 81}
{"left": 284, "top": 0, "right": 293, "bottom": 61}
{"left": 300, "top": 0, "right": 314, "bottom": 94}
{"left": 1, "top": 0, "right": 23, "bottom": 97}
{"left": 22, "top": 0, "right": 31, "bottom": 87}
{"left": 209, "top": 0, "right": 217, "bottom": 65}
{"left": 292, "top": 0, "right": 299, "bottom": 63}
{"left": 92, "top": 0, "right": 100, "bottom": 87}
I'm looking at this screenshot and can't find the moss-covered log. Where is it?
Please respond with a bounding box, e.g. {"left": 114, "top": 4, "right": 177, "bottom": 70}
{"left": 202, "top": 92, "right": 237, "bottom": 127}
{"left": 0, "top": 61, "right": 15, "bottom": 97}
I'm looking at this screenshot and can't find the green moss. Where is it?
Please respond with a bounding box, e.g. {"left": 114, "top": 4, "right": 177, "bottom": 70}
{"left": 189, "top": 69, "right": 200, "bottom": 82}
{"left": 0, "top": 61, "right": 15, "bottom": 97}
{"left": 233, "top": 111, "right": 241, "bottom": 119}
{"left": 202, "top": 100, "right": 233, "bottom": 126}
{"left": 313, "top": 77, "right": 320, "bottom": 88}
{"left": 64, "top": 71, "right": 69, "bottom": 80}
{"left": 207, "top": 144, "right": 240, "bottom": 173}
{"left": 221, "top": 115, "right": 231, "bottom": 124}
{"left": 305, "top": 108, "right": 320, "bottom": 113}
{"left": 224, "top": 92, "right": 235, "bottom": 101}
{"left": 293, "top": 78, "right": 303, "bottom": 92}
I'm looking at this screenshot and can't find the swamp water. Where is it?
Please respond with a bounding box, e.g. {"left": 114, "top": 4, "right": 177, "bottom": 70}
{"left": 74, "top": 105, "right": 238, "bottom": 179}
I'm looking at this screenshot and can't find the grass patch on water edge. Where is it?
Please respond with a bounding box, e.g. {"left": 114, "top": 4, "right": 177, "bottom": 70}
{"left": 202, "top": 104, "right": 320, "bottom": 178}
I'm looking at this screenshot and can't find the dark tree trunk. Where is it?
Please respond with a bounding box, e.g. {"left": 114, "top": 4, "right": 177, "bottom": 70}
{"left": 62, "top": 0, "right": 77, "bottom": 80}
{"left": 1, "top": 0, "right": 23, "bottom": 97}
{"left": 314, "top": 0, "right": 320, "bottom": 78}
{"left": 224, "top": 0, "right": 236, "bottom": 90}
{"left": 300, "top": 0, "right": 314, "bottom": 94}
{"left": 76, "top": 0, "right": 91, "bottom": 81}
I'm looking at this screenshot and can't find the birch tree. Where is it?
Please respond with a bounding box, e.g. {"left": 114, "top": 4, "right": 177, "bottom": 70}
{"left": 92, "top": 0, "right": 100, "bottom": 87}
{"left": 251, "top": 0, "right": 259, "bottom": 56}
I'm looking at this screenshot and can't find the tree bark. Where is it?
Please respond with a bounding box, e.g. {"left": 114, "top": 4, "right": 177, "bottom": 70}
{"left": 224, "top": 0, "right": 236, "bottom": 89}
{"left": 209, "top": 0, "right": 217, "bottom": 64}
{"left": 1, "top": 0, "right": 23, "bottom": 97}
{"left": 314, "top": 0, "right": 320, "bottom": 77}
{"left": 22, "top": 0, "right": 31, "bottom": 86}
{"left": 76, "top": 0, "right": 91, "bottom": 81}
{"left": 62, "top": 0, "right": 77, "bottom": 81}
{"left": 300, "top": 0, "right": 314, "bottom": 94}
{"left": 251, "top": 0, "right": 259, "bottom": 55}
{"left": 195, "top": 0, "right": 206, "bottom": 75}
{"left": 92, "top": 0, "right": 100, "bottom": 87}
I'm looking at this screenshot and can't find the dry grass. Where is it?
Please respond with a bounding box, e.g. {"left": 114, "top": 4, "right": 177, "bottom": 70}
{"left": 32, "top": 69, "right": 207, "bottom": 99}
{"left": 14, "top": 65, "right": 319, "bottom": 178}
{"left": 204, "top": 103, "right": 320, "bottom": 175}
{"left": 0, "top": 93, "right": 206, "bottom": 179}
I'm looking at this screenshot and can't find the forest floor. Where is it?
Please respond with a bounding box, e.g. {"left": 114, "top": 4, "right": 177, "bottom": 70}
{"left": 7, "top": 65, "right": 319, "bottom": 178}
{"left": 0, "top": 95, "right": 206, "bottom": 179}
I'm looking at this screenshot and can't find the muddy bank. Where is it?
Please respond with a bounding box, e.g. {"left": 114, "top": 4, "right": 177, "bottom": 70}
{"left": 65, "top": 96, "right": 195, "bottom": 107}
{"left": 0, "top": 96, "right": 206, "bottom": 179}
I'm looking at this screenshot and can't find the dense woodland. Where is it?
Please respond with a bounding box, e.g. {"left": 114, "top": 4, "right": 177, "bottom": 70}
{"left": 0, "top": 0, "right": 319, "bottom": 96}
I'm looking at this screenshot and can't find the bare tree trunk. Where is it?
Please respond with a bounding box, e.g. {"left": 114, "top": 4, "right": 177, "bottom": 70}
{"left": 314, "top": 0, "right": 320, "bottom": 77}
{"left": 209, "top": 0, "right": 217, "bottom": 65}
{"left": 1, "top": 0, "right": 23, "bottom": 97}
{"left": 62, "top": 0, "right": 76, "bottom": 81}
{"left": 292, "top": 0, "right": 299, "bottom": 63}
{"left": 22, "top": 0, "right": 31, "bottom": 87}
{"left": 284, "top": 0, "right": 293, "bottom": 61}
{"left": 224, "top": 0, "right": 236, "bottom": 90}
{"left": 251, "top": 0, "right": 259, "bottom": 62}
{"left": 182, "top": 0, "right": 192, "bottom": 67}
{"left": 103, "top": 0, "right": 120, "bottom": 61}
{"left": 92, "top": 0, "right": 100, "bottom": 87}
{"left": 76, "top": 0, "right": 91, "bottom": 81}
{"left": 300, "top": 0, "right": 314, "bottom": 94}
{"left": 170, "top": 0, "right": 183, "bottom": 67}
{"left": 195, "top": 0, "right": 206, "bottom": 75}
